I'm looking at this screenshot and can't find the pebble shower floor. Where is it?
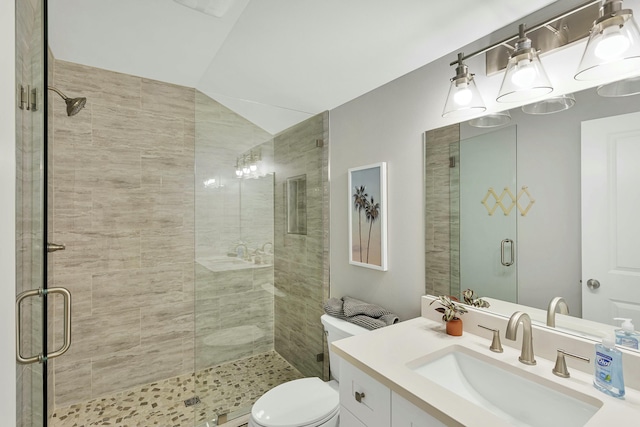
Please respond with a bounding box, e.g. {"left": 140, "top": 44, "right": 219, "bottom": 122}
{"left": 49, "top": 351, "right": 304, "bottom": 427}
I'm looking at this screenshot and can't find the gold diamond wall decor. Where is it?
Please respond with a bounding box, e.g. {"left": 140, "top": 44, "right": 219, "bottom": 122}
{"left": 482, "top": 186, "right": 535, "bottom": 216}
{"left": 516, "top": 186, "right": 535, "bottom": 216}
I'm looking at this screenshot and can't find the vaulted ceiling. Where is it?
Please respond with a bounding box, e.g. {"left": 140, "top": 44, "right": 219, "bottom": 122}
{"left": 49, "top": 0, "right": 558, "bottom": 134}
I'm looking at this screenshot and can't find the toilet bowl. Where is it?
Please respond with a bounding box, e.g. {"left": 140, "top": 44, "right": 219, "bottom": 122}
{"left": 248, "top": 314, "right": 369, "bottom": 427}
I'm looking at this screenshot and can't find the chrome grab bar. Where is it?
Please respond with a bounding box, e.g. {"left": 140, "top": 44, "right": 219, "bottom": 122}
{"left": 501, "top": 238, "right": 514, "bottom": 267}
{"left": 16, "top": 287, "right": 72, "bottom": 364}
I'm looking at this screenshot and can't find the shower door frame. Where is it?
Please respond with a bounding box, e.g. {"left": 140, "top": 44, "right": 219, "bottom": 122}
{"left": 15, "top": 0, "right": 50, "bottom": 424}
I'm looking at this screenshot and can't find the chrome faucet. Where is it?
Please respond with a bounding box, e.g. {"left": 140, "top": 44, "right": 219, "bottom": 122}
{"left": 261, "top": 242, "right": 273, "bottom": 253}
{"left": 546, "top": 296, "right": 569, "bottom": 327}
{"left": 505, "top": 311, "right": 536, "bottom": 365}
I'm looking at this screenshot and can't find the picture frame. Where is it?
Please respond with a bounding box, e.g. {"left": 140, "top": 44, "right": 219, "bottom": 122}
{"left": 348, "top": 162, "right": 388, "bottom": 271}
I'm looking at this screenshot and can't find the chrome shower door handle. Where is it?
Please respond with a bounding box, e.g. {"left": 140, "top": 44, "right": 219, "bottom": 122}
{"left": 16, "top": 287, "right": 72, "bottom": 364}
{"left": 501, "top": 238, "right": 514, "bottom": 267}
{"left": 47, "top": 287, "right": 72, "bottom": 360}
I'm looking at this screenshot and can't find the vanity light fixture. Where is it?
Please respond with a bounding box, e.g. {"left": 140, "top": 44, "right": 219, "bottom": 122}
{"left": 597, "top": 74, "right": 640, "bottom": 95}
{"left": 468, "top": 111, "right": 512, "bottom": 128}
{"left": 575, "top": 0, "right": 640, "bottom": 81}
{"left": 521, "top": 93, "right": 576, "bottom": 114}
{"left": 497, "top": 24, "right": 553, "bottom": 103}
{"left": 442, "top": 53, "right": 486, "bottom": 118}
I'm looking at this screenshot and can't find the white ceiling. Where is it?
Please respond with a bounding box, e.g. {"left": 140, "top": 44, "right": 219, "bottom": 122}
{"left": 48, "top": 0, "right": 558, "bottom": 134}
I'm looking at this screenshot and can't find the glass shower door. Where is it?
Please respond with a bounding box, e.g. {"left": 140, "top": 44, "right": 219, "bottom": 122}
{"left": 459, "top": 126, "right": 518, "bottom": 302}
{"left": 16, "top": 0, "right": 46, "bottom": 425}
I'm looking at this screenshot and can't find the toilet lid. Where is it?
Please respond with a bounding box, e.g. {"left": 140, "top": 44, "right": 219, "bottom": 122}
{"left": 251, "top": 377, "right": 339, "bottom": 427}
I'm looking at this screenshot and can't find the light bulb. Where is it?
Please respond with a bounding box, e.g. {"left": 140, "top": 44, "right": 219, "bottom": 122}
{"left": 236, "top": 169, "right": 243, "bottom": 177}
{"left": 595, "top": 25, "right": 631, "bottom": 61}
{"left": 511, "top": 59, "right": 536, "bottom": 88}
{"left": 453, "top": 85, "right": 473, "bottom": 106}
{"left": 250, "top": 164, "right": 258, "bottom": 172}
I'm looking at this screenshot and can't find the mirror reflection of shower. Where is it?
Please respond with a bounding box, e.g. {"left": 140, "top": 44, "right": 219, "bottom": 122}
{"left": 48, "top": 86, "right": 86, "bottom": 116}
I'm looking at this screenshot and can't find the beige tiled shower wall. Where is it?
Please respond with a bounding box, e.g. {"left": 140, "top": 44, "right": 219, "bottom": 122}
{"left": 49, "top": 60, "right": 197, "bottom": 408}
{"left": 424, "top": 124, "right": 459, "bottom": 297}
{"left": 273, "top": 112, "right": 330, "bottom": 378}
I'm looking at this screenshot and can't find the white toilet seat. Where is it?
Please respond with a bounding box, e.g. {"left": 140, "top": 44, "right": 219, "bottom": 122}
{"left": 249, "top": 377, "right": 339, "bottom": 427}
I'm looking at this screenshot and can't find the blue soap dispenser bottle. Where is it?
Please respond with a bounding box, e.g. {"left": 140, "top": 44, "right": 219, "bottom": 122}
{"left": 614, "top": 318, "right": 639, "bottom": 350}
{"left": 593, "top": 334, "right": 625, "bottom": 398}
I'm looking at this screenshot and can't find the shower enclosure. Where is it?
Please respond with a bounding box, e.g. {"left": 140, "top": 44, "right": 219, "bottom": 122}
{"left": 16, "top": 1, "right": 330, "bottom": 425}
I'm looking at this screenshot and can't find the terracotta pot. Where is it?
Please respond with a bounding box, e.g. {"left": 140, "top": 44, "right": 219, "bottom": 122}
{"left": 446, "top": 318, "right": 463, "bottom": 336}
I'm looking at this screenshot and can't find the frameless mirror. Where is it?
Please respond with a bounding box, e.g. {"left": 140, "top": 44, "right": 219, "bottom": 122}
{"left": 425, "top": 85, "right": 640, "bottom": 351}
{"left": 286, "top": 174, "right": 307, "bottom": 235}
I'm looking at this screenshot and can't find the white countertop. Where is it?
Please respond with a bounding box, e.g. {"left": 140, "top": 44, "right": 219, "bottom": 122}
{"left": 332, "top": 316, "right": 640, "bottom": 426}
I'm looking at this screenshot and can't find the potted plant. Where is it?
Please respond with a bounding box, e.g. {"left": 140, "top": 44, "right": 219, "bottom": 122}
{"left": 462, "top": 288, "right": 490, "bottom": 308}
{"left": 430, "top": 295, "right": 468, "bottom": 336}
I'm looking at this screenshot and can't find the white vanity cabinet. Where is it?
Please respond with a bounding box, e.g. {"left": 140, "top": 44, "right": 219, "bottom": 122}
{"left": 340, "top": 359, "right": 391, "bottom": 427}
{"left": 339, "top": 359, "right": 447, "bottom": 427}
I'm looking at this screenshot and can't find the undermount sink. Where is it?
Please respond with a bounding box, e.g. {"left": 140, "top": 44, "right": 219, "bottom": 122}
{"left": 407, "top": 345, "right": 602, "bottom": 427}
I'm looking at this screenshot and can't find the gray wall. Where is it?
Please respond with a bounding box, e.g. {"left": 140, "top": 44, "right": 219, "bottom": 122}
{"left": 329, "top": 72, "right": 432, "bottom": 321}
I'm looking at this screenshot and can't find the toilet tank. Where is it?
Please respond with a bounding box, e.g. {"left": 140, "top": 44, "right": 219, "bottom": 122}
{"left": 321, "top": 314, "right": 369, "bottom": 381}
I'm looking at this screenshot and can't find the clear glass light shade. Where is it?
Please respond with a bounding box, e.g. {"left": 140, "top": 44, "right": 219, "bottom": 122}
{"left": 521, "top": 93, "right": 576, "bottom": 115}
{"left": 597, "top": 75, "right": 640, "bottom": 96}
{"left": 497, "top": 54, "right": 553, "bottom": 103}
{"left": 575, "top": 14, "right": 640, "bottom": 80}
{"left": 468, "top": 111, "right": 512, "bottom": 128}
{"left": 442, "top": 77, "right": 486, "bottom": 118}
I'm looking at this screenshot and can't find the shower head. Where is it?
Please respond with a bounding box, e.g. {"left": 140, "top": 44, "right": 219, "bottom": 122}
{"left": 48, "top": 86, "right": 87, "bottom": 116}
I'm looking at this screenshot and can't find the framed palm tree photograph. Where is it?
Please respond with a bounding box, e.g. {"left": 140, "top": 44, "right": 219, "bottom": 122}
{"left": 348, "top": 162, "right": 388, "bottom": 271}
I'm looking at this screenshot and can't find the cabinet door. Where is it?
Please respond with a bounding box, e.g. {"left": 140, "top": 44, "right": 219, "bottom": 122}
{"left": 339, "top": 360, "right": 391, "bottom": 427}
{"left": 391, "top": 392, "right": 447, "bottom": 427}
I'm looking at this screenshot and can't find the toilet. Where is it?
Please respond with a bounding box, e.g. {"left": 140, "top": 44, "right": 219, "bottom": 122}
{"left": 248, "top": 314, "right": 369, "bottom": 427}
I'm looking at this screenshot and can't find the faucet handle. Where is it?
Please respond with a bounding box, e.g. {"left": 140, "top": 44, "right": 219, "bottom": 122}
{"left": 478, "top": 325, "right": 504, "bottom": 353}
{"left": 552, "top": 349, "right": 590, "bottom": 378}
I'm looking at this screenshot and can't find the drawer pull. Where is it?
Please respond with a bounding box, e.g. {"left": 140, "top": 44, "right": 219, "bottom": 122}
{"left": 355, "top": 391, "right": 365, "bottom": 403}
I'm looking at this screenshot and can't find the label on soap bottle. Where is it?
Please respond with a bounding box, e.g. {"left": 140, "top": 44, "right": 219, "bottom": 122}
{"left": 595, "top": 351, "right": 613, "bottom": 383}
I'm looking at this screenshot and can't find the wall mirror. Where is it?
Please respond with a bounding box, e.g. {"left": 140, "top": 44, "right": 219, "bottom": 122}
{"left": 286, "top": 174, "right": 307, "bottom": 235}
{"left": 425, "top": 84, "right": 640, "bottom": 351}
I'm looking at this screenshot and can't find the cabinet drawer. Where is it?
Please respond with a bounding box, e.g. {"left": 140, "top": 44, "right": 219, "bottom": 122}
{"left": 391, "top": 391, "right": 447, "bottom": 427}
{"left": 339, "top": 359, "right": 391, "bottom": 427}
{"left": 340, "top": 406, "right": 367, "bottom": 427}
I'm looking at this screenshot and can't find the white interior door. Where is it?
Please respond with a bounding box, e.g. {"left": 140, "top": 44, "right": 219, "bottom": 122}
{"left": 460, "top": 126, "right": 517, "bottom": 302}
{"left": 581, "top": 111, "right": 640, "bottom": 326}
